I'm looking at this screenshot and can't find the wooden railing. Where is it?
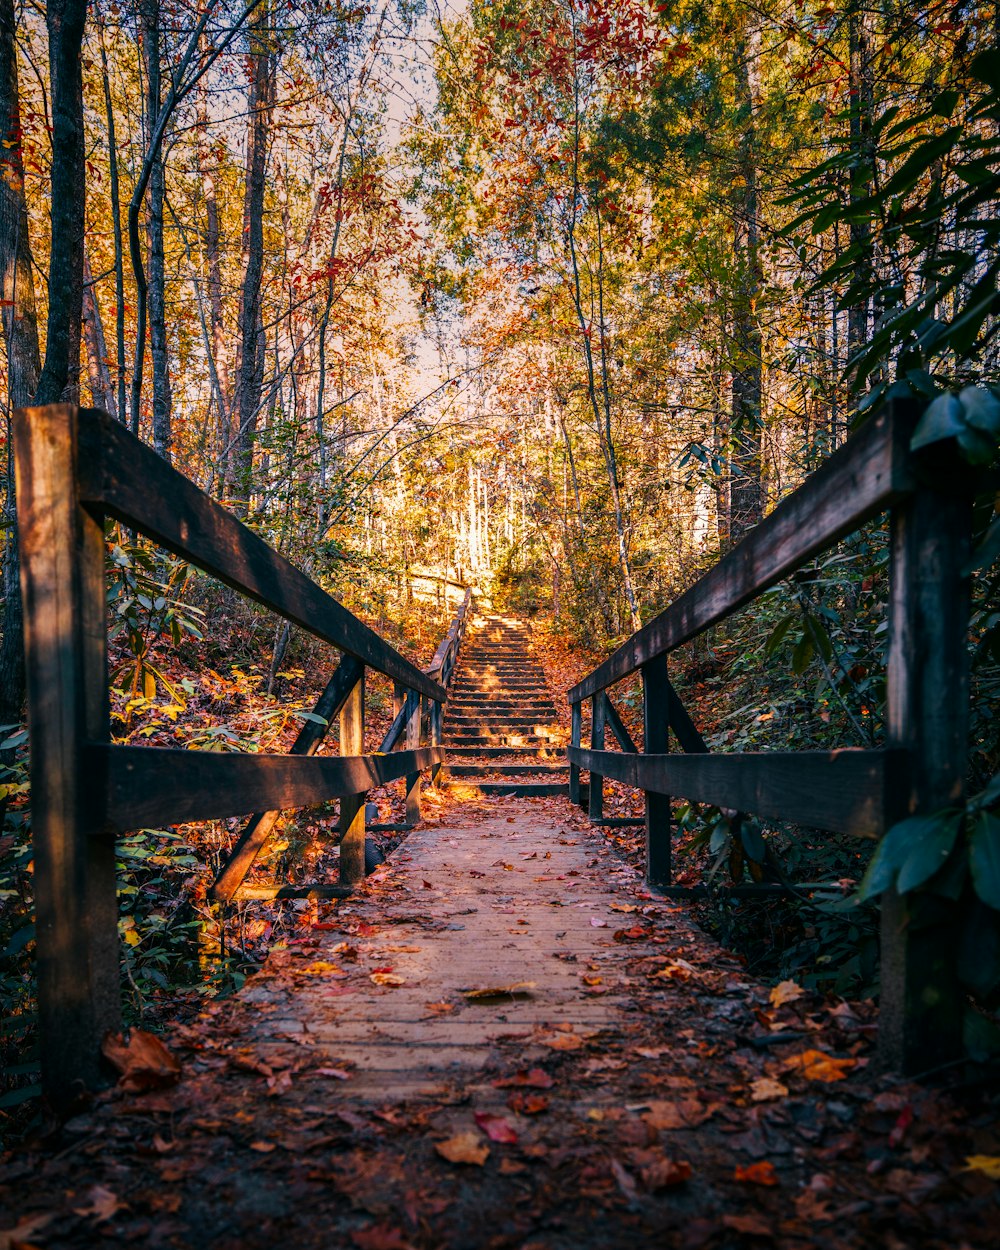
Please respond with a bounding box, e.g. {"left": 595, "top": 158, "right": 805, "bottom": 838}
{"left": 12, "top": 404, "right": 468, "bottom": 1109}
{"left": 567, "top": 399, "right": 974, "bottom": 1073}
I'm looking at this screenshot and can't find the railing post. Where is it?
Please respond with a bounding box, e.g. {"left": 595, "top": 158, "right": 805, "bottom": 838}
{"left": 569, "top": 700, "right": 582, "bottom": 805}
{"left": 13, "top": 405, "right": 119, "bottom": 1109}
{"left": 880, "top": 472, "right": 972, "bottom": 1073}
{"left": 338, "top": 665, "right": 366, "bottom": 884}
{"left": 405, "top": 691, "right": 421, "bottom": 825}
{"left": 588, "top": 692, "right": 606, "bottom": 821}
{"left": 642, "top": 655, "right": 671, "bottom": 889}
{"left": 431, "top": 698, "right": 443, "bottom": 785}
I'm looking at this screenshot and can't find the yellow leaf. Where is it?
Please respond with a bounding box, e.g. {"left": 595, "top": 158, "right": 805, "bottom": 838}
{"left": 370, "top": 972, "right": 405, "bottom": 986}
{"left": 782, "top": 1049, "right": 858, "bottom": 1082}
{"left": 769, "top": 979, "right": 804, "bottom": 1007}
{"left": 435, "top": 1132, "right": 489, "bottom": 1165}
{"left": 750, "top": 1077, "right": 788, "bottom": 1102}
{"left": 461, "top": 982, "right": 535, "bottom": 1000}
{"left": 965, "top": 1155, "right": 1000, "bottom": 1180}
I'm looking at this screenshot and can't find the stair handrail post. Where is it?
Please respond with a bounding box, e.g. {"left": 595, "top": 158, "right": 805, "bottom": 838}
{"left": 880, "top": 444, "right": 973, "bottom": 1074}
{"left": 12, "top": 404, "right": 120, "bottom": 1110}
{"left": 642, "top": 655, "right": 672, "bottom": 889}
{"left": 338, "top": 664, "right": 367, "bottom": 885}
{"left": 569, "top": 699, "right": 582, "bottom": 806}
{"left": 588, "top": 691, "right": 606, "bottom": 822}
{"left": 405, "top": 689, "right": 422, "bottom": 825}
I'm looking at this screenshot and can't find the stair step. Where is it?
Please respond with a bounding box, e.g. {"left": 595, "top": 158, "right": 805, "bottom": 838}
{"left": 445, "top": 746, "right": 567, "bottom": 759}
{"left": 444, "top": 781, "right": 570, "bottom": 798}
{"left": 447, "top": 760, "right": 570, "bottom": 770}
{"left": 444, "top": 734, "right": 560, "bottom": 746}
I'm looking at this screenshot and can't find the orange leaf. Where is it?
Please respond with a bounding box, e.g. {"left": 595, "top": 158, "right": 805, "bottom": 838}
{"left": 769, "top": 979, "right": 804, "bottom": 1007}
{"left": 435, "top": 1132, "right": 489, "bottom": 1165}
{"left": 782, "top": 1048, "right": 859, "bottom": 1082}
{"left": 734, "top": 1161, "right": 779, "bottom": 1186}
{"left": 101, "top": 1028, "right": 181, "bottom": 1092}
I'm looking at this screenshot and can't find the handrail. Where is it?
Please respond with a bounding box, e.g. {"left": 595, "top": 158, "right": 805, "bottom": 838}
{"left": 567, "top": 397, "right": 974, "bottom": 1074}
{"left": 11, "top": 404, "right": 456, "bottom": 1109}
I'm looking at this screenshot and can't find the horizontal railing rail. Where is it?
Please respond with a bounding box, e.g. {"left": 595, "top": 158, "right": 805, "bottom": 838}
{"left": 12, "top": 404, "right": 467, "bottom": 1109}
{"left": 566, "top": 398, "right": 975, "bottom": 1074}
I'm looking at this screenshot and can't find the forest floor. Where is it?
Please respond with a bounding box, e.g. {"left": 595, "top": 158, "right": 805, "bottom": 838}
{"left": 2, "top": 793, "right": 998, "bottom": 1250}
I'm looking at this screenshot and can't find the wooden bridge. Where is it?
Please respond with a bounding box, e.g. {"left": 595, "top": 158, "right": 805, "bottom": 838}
{"left": 4, "top": 401, "right": 989, "bottom": 1248}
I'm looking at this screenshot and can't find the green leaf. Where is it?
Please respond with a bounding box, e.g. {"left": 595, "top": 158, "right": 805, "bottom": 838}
{"left": 740, "top": 820, "right": 766, "bottom": 864}
{"left": 857, "top": 812, "right": 960, "bottom": 902}
{"left": 911, "top": 392, "right": 965, "bottom": 449}
{"left": 972, "top": 48, "right": 1000, "bottom": 91}
{"left": 0, "top": 1084, "right": 41, "bottom": 1108}
{"left": 969, "top": 812, "right": 1000, "bottom": 909}
{"left": 958, "top": 386, "right": 1000, "bottom": 436}
{"left": 931, "top": 89, "right": 960, "bottom": 118}
{"left": 293, "top": 712, "right": 330, "bottom": 726}
{"left": 791, "top": 631, "right": 814, "bottom": 674}
{"left": 764, "top": 613, "right": 797, "bottom": 657}
{"left": 709, "top": 822, "right": 731, "bottom": 855}
{"left": 896, "top": 811, "right": 963, "bottom": 893}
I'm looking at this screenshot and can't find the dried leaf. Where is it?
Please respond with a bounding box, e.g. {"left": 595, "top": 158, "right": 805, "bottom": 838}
{"left": 0, "top": 1212, "right": 54, "bottom": 1250}
{"left": 73, "top": 1184, "right": 125, "bottom": 1222}
{"left": 370, "top": 972, "right": 406, "bottom": 986}
{"left": 734, "top": 1161, "right": 779, "bottom": 1186}
{"left": 435, "top": 1132, "right": 490, "bottom": 1165}
{"left": 101, "top": 1028, "right": 181, "bottom": 1092}
{"left": 769, "top": 979, "right": 804, "bottom": 1007}
{"left": 640, "top": 1157, "right": 692, "bottom": 1190}
{"left": 351, "top": 1224, "right": 415, "bottom": 1250}
{"left": 582, "top": 974, "right": 603, "bottom": 986}
{"left": 590, "top": 917, "right": 608, "bottom": 927}
{"left": 461, "top": 982, "right": 535, "bottom": 1000}
{"left": 782, "top": 1048, "right": 859, "bottom": 1083}
{"left": 423, "top": 1001, "right": 456, "bottom": 1014}
{"left": 722, "top": 1213, "right": 774, "bottom": 1235}
{"left": 314, "top": 1067, "right": 351, "bottom": 1080}
{"left": 749, "top": 1077, "right": 789, "bottom": 1102}
{"left": 474, "top": 1111, "right": 518, "bottom": 1143}
{"left": 640, "top": 1098, "right": 717, "bottom": 1130}
{"left": 536, "top": 1030, "right": 584, "bottom": 1051}
{"left": 493, "top": 1068, "right": 555, "bottom": 1089}
{"left": 507, "top": 1092, "right": 549, "bottom": 1115}
{"left": 250, "top": 1140, "right": 277, "bottom": 1153}
{"left": 965, "top": 1155, "right": 1000, "bottom": 1180}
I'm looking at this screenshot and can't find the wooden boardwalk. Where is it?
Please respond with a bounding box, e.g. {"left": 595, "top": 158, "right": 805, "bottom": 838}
{"left": 243, "top": 800, "right": 667, "bottom": 1101}
{"left": 4, "top": 795, "right": 994, "bottom": 1250}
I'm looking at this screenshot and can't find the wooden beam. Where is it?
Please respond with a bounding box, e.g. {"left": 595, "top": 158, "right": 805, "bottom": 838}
{"left": 93, "top": 743, "right": 444, "bottom": 831}
{"left": 666, "top": 680, "right": 709, "bottom": 754}
{"left": 75, "top": 408, "right": 443, "bottom": 701}
{"left": 643, "top": 657, "right": 672, "bottom": 888}
{"left": 588, "top": 692, "right": 606, "bottom": 822}
{"left": 569, "top": 402, "right": 918, "bottom": 702}
{"left": 569, "top": 701, "right": 582, "bottom": 806}
{"left": 405, "top": 695, "right": 423, "bottom": 825}
{"left": 568, "top": 746, "right": 901, "bottom": 838}
{"left": 879, "top": 478, "right": 972, "bottom": 1073}
{"left": 211, "top": 655, "right": 364, "bottom": 902}
{"left": 339, "top": 668, "right": 366, "bottom": 886}
{"left": 13, "top": 404, "right": 119, "bottom": 1109}
{"left": 604, "top": 697, "right": 638, "bottom": 753}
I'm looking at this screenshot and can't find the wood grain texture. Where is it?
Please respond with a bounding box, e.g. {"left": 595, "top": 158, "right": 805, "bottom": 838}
{"left": 569, "top": 745, "right": 900, "bottom": 837}
{"left": 12, "top": 404, "right": 119, "bottom": 1109}
{"left": 212, "top": 655, "right": 364, "bottom": 902}
{"left": 75, "top": 407, "right": 443, "bottom": 700}
{"left": 570, "top": 402, "right": 918, "bottom": 702}
{"left": 879, "top": 480, "right": 972, "bottom": 1073}
{"left": 93, "top": 743, "right": 444, "bottom": 831}
{"left": 339, "top": 670, "right": 366, "bottom": 886}
{"left": 588, "top": 692, "right": 606, "bottom": 822}
{"left": 643, "top": 656, "right": 672, "bottom": 888}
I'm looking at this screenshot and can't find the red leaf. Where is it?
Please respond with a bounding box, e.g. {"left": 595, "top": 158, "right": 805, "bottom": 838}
{"left": 474, "top": 1112, "right": 518, "bottom": 1143}
{"left": 734, "top": 1161, "right": 779, "bottom": 1186}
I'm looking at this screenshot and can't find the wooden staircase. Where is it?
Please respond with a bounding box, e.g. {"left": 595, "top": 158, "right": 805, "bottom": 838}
{"left": 442, "top": 615, "right": 570, "bottom": 797}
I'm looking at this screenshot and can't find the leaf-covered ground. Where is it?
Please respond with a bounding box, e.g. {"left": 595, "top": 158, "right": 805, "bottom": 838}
{"left": 2, "top": 795, "right": 997, "bottom": 1250}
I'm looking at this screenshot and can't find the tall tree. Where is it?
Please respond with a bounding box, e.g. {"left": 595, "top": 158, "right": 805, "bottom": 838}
{"left": 232, "top": 5, "right": 276, "bottom": 515}
{"left": 141, "top": 0, "right": 173, "bottom": 461}
{"left": 34, "top": 0, "right": 88, "bottom": 405}
{"left": 0, "top": 0, "right": 41, "bottom": 723}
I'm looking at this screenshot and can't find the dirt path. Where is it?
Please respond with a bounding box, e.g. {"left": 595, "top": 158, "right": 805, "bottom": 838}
{"left": 2, "top": 797, "right": 997, "bottom": 1249}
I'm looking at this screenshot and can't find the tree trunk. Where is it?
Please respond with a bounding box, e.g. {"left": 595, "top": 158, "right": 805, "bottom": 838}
{"left": 232, "top": 8, "right": 275, "bottom": 515}
{"left": 198, "top": 67, "right": 231, "bottom": 488}
{"left": 0, "top": 0, "right": 41, "bottom": 724}
{"left": 846, "top": 4, "right": 874, "bottom": 407}
{"left": 728, "top": 12, "right": 764, "bottom": 544}
{"left": 33, "top": 0, "right": 87, "bottom": 405}
{"left": 142, "top": 0, "right": 173, "bottom": 462}
{"left": 81, "top": 254, "right": 115, "bottom": 415}
{"left": 98, "top": 18, "right": 127, "bottom": 424}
